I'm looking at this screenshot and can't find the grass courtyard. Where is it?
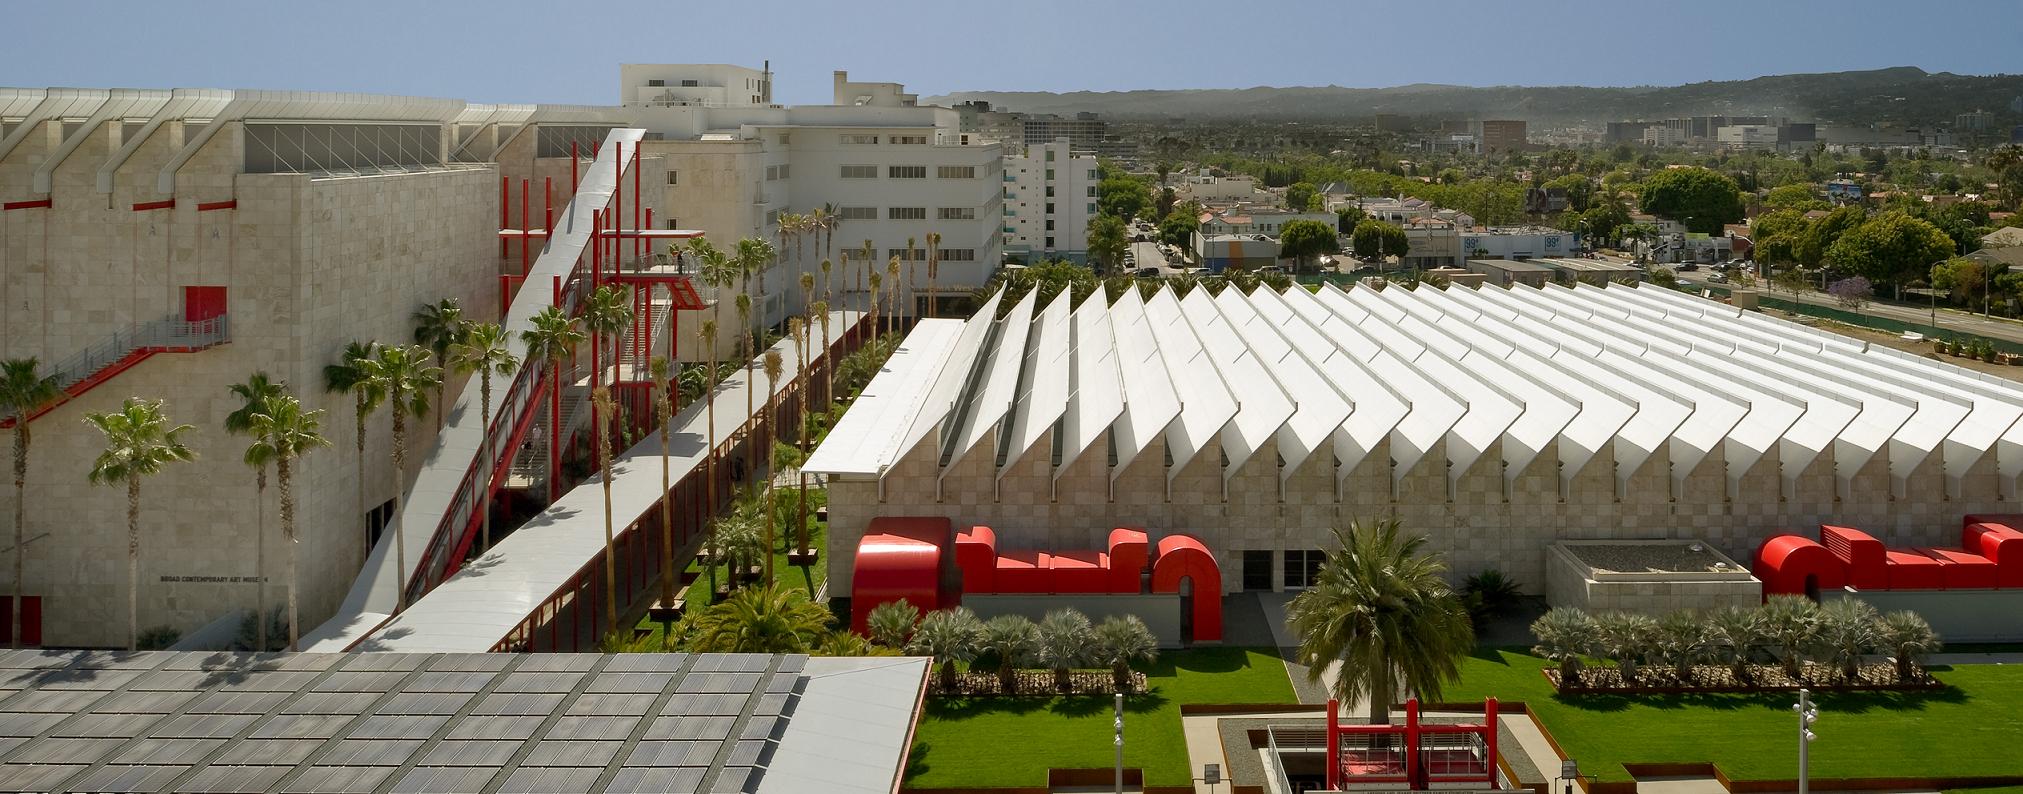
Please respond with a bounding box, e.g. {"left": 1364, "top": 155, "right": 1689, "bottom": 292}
{"left": 1448, "top": 648, "right": 2023, "bottom": 784}
{"left": 905, "top": 646, "right": 1294, "bottom": 789}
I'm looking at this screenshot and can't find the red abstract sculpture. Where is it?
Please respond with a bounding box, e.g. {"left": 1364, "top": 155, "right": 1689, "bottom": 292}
{"left": 850, "top": 517, "right": 953, "bottom": 633}
{"left": 1150, "top": 535, "right": 1222, "bottom": 642}
{"left": 1754, "top": 535, "right": 1847, "bottom": 597}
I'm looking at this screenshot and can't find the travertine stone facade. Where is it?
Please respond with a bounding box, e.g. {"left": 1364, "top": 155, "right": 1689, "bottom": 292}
{"left": 1, "top": 117, "right": 494, "bottom": 646}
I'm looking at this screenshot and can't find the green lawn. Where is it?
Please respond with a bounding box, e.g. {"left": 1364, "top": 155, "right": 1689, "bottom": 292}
{"left": 906, "top": 647, "right": 1294, "bottom": 789}
{"left": 1449, "top": 649, "right": 2023, "bottom": 783}
{"left": 632, "top": 487, "right": 827, "bottom": 644}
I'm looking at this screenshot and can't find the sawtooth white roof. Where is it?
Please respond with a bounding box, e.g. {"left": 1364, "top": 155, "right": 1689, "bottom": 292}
{"left": 804, "top": 282, "right": 2023, "bottom": 502}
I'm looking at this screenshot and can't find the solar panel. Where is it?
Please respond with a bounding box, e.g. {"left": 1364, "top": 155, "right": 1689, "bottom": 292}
{"left": 316, "top": 738, "right": 424, "bottom": 766}
{"left": 541, "top": 716, "right": 639, "bottom": 741}
{"left": 497, "top": 766, "right": 603, "bottom": 793}
{"left": 91, "top": 689, "right": 201, "bottom": 714}
{"left": 691, "top": 655, "right": 768, "bottom": 674}
{"left": 347, "top": 714, "right": 452, "bottom": 740}
{"left": 373, "top": 692, "right": 474, "bottom": 715}
{"left": 177, "top": 763, "right": 292, "bottom": 793}
{"left": 513, "top": 654, "right": 599, "bottom": 673}
{"left": 493, "top": 672, "right": 587, "bottom": 694}
{"left": 469, "top": 693, "right": 565, "bottom": 716}
{"left": 334, "top": 653, "right": 429, "bottom": 673}
{"left": 442, "top": 715, "right": 544, "bottom": 741}
{"left": 282, "top": 692, "right": 380, "bottom": 715}
{"left": 68, "top": 762, "right": 191, "bottom": 792}
{"left": 36, "top": 669, "right": 141, "bottom": 690}
{"left": 601, "top": 654, "right": 688, "bottom": 673}
{"left": 675, "top": 673, "right": 762, "bottom": 694}
{"left": 151, "top": 713, "right": 260, "bottom": 739}
{"left": 248, "top": 714, "right": 352, "bottom": 740}
{"left": 212, "top": 739, "right": 321, "bottom": 766}
{"left": 312, "top": 671, "right": 409, "bottom": 693}
{"left": 762, "top": 673, "right": 797, "bottom": 694}
{"left": 188, "top": 690, "right": 292, "bottom": 714}
{"left": 585, "top": 673, "right": 675, "bottom": 693}
{"left": 132, "top": 670, "right": 214, "bottom": 691}
{"left": 606, "top": 766, "right": 705, "bottom": 794}
{"left": 388, "top": 765, "right": 499, "bottom": 794}
{"left": 215, "top": 671, "right": 324, "bottom": 692}
{"left": 110, "top": 736, "right": 227, "bottom": 765}
{"left": 0, "top": 712, "right": 67, "bottom": 736}
{"left": 417, "top": 739, "right": 521, "bottom": 767}
{"left": 282, "top": 763, "right": 395, "bottom": 793}
{"left": 8, "top": 736, "right": 125, "bottom": 764}
{"left": 710, "top": 765, "right": 756, "bottom": 793}
{"left": 405, "top": 671, "right": 495, "bottom": 693}
{"left": 725, "top": 739, "right": 768, "bottom": 767}
{"left": 643, "top": 716, "right": 734, "bottom": 741}
{"left": 565, "top": 694, "right": 654, "bottom": 717}
{"left": 621, "top": 740, "right": 715, "bottom": 767}
{"left": 0, "top": 737, "right": 24, "bottom": 757}
{"left": 6, "top": 689, "right": 109, "bottom": 712}
{"left": 753, "top": 693, "right": 790, "bottom": 716}
{"left": 0, "top": 763, "right": 85, "bottom": 791}
{"left": 421, "top": 654, "right": 514, "bottom": 673}
{"left": 739, "top": 716, "right": 778, "bottom": 741}
{"left": 522, "top": 739, "right": 622, "bottom": 767}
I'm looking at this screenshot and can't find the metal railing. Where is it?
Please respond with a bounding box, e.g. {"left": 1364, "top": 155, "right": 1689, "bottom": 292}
{"left": 50, "top": 315, "right": 230, "bottom": 390}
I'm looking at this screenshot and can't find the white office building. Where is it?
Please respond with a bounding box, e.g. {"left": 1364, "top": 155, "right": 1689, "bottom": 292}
{"left": 620, "top": 63, "right": 772, "bottom": 108}
{"left": 1001, "top": 138, "right": 1099, "bottom": 264}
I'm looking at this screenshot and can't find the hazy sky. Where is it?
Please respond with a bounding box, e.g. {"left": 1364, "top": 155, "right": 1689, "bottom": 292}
{"left": 5, "top": 0, "right": 2016, "bottom": 106}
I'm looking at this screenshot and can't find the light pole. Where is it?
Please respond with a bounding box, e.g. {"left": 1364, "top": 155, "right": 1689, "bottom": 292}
{"left": 1794, "top": 688, "right": 1818, "bottom": 794}
{"left": 1113, "top": 693, "right": 1125, "bottom": 794}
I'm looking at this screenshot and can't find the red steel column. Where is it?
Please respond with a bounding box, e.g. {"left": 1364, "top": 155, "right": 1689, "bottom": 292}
{"left": 520, "top": 178, "right": 531, "bottom": 276}
{"left": 570, "top": 141, "right": 579, "bottom": 195}
{"left": 499, "top": 175, "right": 510, "bottom": 257}
{"left": 550, "top": 274, "right": 564, "bottom": 504}
{"left": 544, "top": 177, "right": 554, "bottom": 237}
{"left": 1326, "top": 698, "right": 1339, "bottom": 791}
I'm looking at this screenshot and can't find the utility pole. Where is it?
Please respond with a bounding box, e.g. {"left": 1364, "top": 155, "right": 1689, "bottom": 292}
{"left": 1794, "top": 688, "right": 1818, "bottom": 794}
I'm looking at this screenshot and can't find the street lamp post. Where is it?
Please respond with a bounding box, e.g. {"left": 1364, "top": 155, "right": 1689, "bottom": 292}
{"left": 1113, "top": 693, "right": 1124, "bottom": 794}
{"left": 1794, "top": 689, "right": 1819, "bottom": 794}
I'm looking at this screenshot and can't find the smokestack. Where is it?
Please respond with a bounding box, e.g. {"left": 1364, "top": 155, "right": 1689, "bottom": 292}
{"left": 762, "top": 60, "right": 771, "bottom": 104}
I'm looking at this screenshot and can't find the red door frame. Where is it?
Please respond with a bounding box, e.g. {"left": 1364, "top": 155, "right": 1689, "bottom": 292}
{"left": 183, "top": 286, "right": 227, "bottom": 323}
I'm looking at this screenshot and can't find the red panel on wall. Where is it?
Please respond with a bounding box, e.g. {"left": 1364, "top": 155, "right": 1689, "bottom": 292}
{"left": 1965, "top": 522, "right": 2023, "bottom": 588}
{"left": 1819, "top": 525, "right": 1887, "bottom": 590}
{"left": 1151, "top": 535, "right": 1223, "bottom": 642}
{"left": 0, "top": 597, "right": 43, "bottom": 646}
{"left": 1883, "top": 549, "right": 1944, "bottom": 590}
{"left": 1753, "top": 535, "right": 1847, "bottom": 597}
{"left": 183, "top": 286, "right": 227, "bottom": 322}
{"left": 1919, "top": 547, "right": 1999, "bottom": 590}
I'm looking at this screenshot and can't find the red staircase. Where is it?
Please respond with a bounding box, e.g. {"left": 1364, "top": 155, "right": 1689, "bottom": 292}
{"left": 1, "top": 315, "right": 230, "bottom": 429}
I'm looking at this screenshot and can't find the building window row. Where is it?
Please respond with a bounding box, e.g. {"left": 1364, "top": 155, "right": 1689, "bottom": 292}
{"left": 940, "top": 248, "right": 976, "bottom": 261}
{"left": 841, "top": 164, "right": 981, "bottom": 180}
{"left": 888, "top": 165, "right": 927, "bottom": 179}
{"left": 666, "top": 170, "right": 679, "bottom": 185}
{"left": 938, "top": 165, "right": 976, "bottom": 179}
{"left": 841, "top": 134, "right": 879, "bottom": 145}
{"left": 938, "top": 207, "right": 975, "bottom": 221}
{"left": 840, "top": 164, "right": 878, "bottom": 179}
{"left": 765, "top": 164, "right": 790, "bottom": 180}
{"left": 838, "top": 206, "right": 878, "bottom": 220}
{"left": 890, "top": 134, "right": 927, "bottom": 145}
{"left": 888, "top": 207, "right": 927, "bottom": 220}
{"left": 887, "top": 248, "right": 927, "bottom": 261}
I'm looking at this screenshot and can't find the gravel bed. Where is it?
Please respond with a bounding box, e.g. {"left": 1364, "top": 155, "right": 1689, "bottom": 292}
{"left": 1566, "top": 543, "right": 1734, "bottom": 574}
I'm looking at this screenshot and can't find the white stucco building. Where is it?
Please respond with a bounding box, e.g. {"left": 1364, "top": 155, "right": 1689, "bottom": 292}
{"left": 1001, "top": 138, "right": 1099, "bottom": 264}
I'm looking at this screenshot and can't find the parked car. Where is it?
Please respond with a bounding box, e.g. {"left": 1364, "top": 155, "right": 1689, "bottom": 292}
{"left": 1708, "top": 272, "right": 1729, "bottom": 283}
{"left": 1133, "top": 267, "right": 1163, "bottom": 278}
{"left": 1677, "top": 263, "right": 1700, "bottom": 272}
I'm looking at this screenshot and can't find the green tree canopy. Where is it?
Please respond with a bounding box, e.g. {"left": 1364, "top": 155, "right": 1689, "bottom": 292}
{"left": 1158, "top": 211, "right": 1200, "bottom": 253}
{"left": 1336, "top": 205, "right": 1367, "bottom": 234}
{"left": 1097, "top": 177, "right": 1152, "bottom": 221}
{"left": 1543, "top": 174, "right": 1594, "bottom": 213}
{"left": 1284, "top": 182, "right": 1321, "bottom": 212}
{"left": 1764, "top": 183, "right": 1829, "bottom": 212}
{"left": 1638, "top": 167, "right": 1745, "bottom": 234}
{"left": 1795, "top": 205, "right": 1867, "bottom": 267}
{"left": 1828, "top": 211, "right": 1955, "bottom": 287}
{"left": 1277, "top": 219, "right": 1341, "bottom": 272}
{"left": 1351, "top": 219, "right": 1410, "bottom": 261}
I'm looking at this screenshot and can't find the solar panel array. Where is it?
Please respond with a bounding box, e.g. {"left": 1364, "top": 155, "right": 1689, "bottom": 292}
{"left": 0, "top": 650, "right": 806, "bottom": 794}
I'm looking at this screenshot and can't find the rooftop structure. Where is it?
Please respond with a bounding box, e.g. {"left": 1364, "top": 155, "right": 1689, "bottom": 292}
{"left": 808, "top": 281, "right": 2023, "bottom": 599}
{"left": 0, "top": 649, "right": 927, "bottom": 794}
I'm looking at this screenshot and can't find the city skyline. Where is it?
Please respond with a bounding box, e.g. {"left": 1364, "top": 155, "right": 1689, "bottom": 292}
{"left": 3, "top": 0, "right": 2017, "bottom": 107}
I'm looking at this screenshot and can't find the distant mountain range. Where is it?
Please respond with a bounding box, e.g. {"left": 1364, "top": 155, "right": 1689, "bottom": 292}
{"left": 925, "top": 67, "right": 2023, "bottom": 128}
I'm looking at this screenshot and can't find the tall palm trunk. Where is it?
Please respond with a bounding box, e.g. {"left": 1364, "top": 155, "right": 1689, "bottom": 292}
{"left": 391, "top": 411, "right": 408, "bottom": 612}
{"left": 353, "top": 395, "right": 367, "bottom": 567}
{"left": 278, "top": 455, "right": 299, "bottom": 651}
{"left": 125, "top": 478, "right": 140, "bottom": 651}
{"left": 12, "top": 425, "right": 28, "bottom": 650}
{"left": 254, "top": 466, "right": 267, "bottom": 651}
{"left": 796, "top": 329, "right": 810, "bottom": 555}
{"left": 549, "top": 361, "right": 563, "bottom": 487}
{"left": 477, "top": 373, "right": 493, "bottom": 551}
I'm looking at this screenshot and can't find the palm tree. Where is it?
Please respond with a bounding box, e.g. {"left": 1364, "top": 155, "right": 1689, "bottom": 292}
{"left": 885, "top": 258, "right": 901, "bottom": 337}
{"left": 591, "top": 386, "right": 619, "bottom": 629}
{"left": 1036, "top": 608, "right": 1093, "bottom": 693}
{"left": 983, "top": 614, "right": 1041, "bottom": 694}
{"left": 1878, "top": 610, "right": 1940, "bottom": 683}
{"left": 580, "top": 285, "right": 635, "bottom": 437}
{"left": 904, "top": 236, "right": 917, "bottom": 323}
{"left": 688, "top": 238, "right": 740, "bottom": 362}
{"left": 449, "top": 323, "right": 518, "bottom": 552}
{"left": 760, "top": 349, "right": 784, "bottom": 587}
{"left": 84, "top": 398, "right": 196, "bottom": 650}
{"left": 1092, "top": 615, "right": 1160, "bottom": 694}
{"left": 367, "top": 344, "right": 441, "bottom": 612}
{"left": 649, "top": 356, "right": 677, "bottom": 613}
{"left": 1814, "top": 598, "right": 1881, "bottom": 683}
{"left": 1706, "top": 605, "right": 1765, "bottom": 685}
{"left": 1592, "top": 612, "right": 1658, "bottom": 687}
{"left": 865, "top": 599, "right": 920, "bottom": 648}
{"left": 1529, "top": 607, "right": 1596, "bottom": 688}
{"left": 1, "top": 359, "right": 60, "bottom": 649}
{"left": 520, "top": 307, "right": 585, "bottom": 493}
{"left": 788, "top": 311, "right": 811, "bottom": 559}
{"left": 924, "top": 231, "right": 941, "bottom": 319}
{"left": 700, "top": 320, "right": 721, "bottom": 518}
{"left": 909, "top": 607, "right": 984, "bottom": 693}
{"left": 735, "top": 238, "right": 777, "bottom": 341}
{"left": 857, "top": 239, "right": 874, "bottom": 312}
{"left": 323, "top": 342, "right": 382, "bottom": 565}
{"left": 224, "top": 372, "right": 286, "bottom": 652}
{"left": 812, "top": 302, "right": 832, "bottom": 407}
{"left": 1655, "top": 610, "right": 1712, "bottom": 685}
{"left": 819, "top": 259, "right": 834, "bottom": 313}
{"left": 867, "top": 271, "right": 884, "bottom": 337}
{"left": 411, "top": 299, "right": 467, "bottom": 431}
{"left": 1759, "top": 595, "right": 1820, "bottom": 682}
{"left": 1286, "top": 520, "right": 1474, "bottom": 723}
{"left": 682, "top": 584, "right": 833, "bottom": 654}
{"left": 735, "top": 293, "right": 756, "bottom": 479}
{"left": 241, "top": 394, "right": 329, "bottom": 651}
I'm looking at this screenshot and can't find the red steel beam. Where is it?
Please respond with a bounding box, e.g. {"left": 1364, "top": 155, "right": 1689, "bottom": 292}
{"left": 3, "top": 198, "right": 53, "bottom": 211}
{"left": 132, "top": 199, "right": 174, "bottom": 212}
{"left": 195, "top": 199, "right": 236, "bottom": 212}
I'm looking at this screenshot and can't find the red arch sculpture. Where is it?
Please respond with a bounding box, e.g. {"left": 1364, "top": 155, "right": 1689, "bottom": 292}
{"left": 1753, "top": 535, "right": 1846, "bottom": 598}
{"left": 850, "top": 517, "right": 952, "bottom": 634}
{"left": 1151, "top": 535, "right": 1223, "bottom": 642}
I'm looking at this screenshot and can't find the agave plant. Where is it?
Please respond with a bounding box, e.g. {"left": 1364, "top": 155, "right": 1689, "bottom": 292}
{"left": 1654, "top": 610, "right": 1713, "bottom": 685}
{"left": 1706, "top": 605, "right": 1766, "bottom": 685}
{"left": 1090, "top": 615, "right": 1159, "bottom": 694}
{"left": 909, "top": 608, "right": 985, "bottom": 693}
{"left": 1530, "top": 608, "right": 1596, "bottom": 687}
{"left": 1759, "top": 595, "right": 1821, "bottom": 682}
